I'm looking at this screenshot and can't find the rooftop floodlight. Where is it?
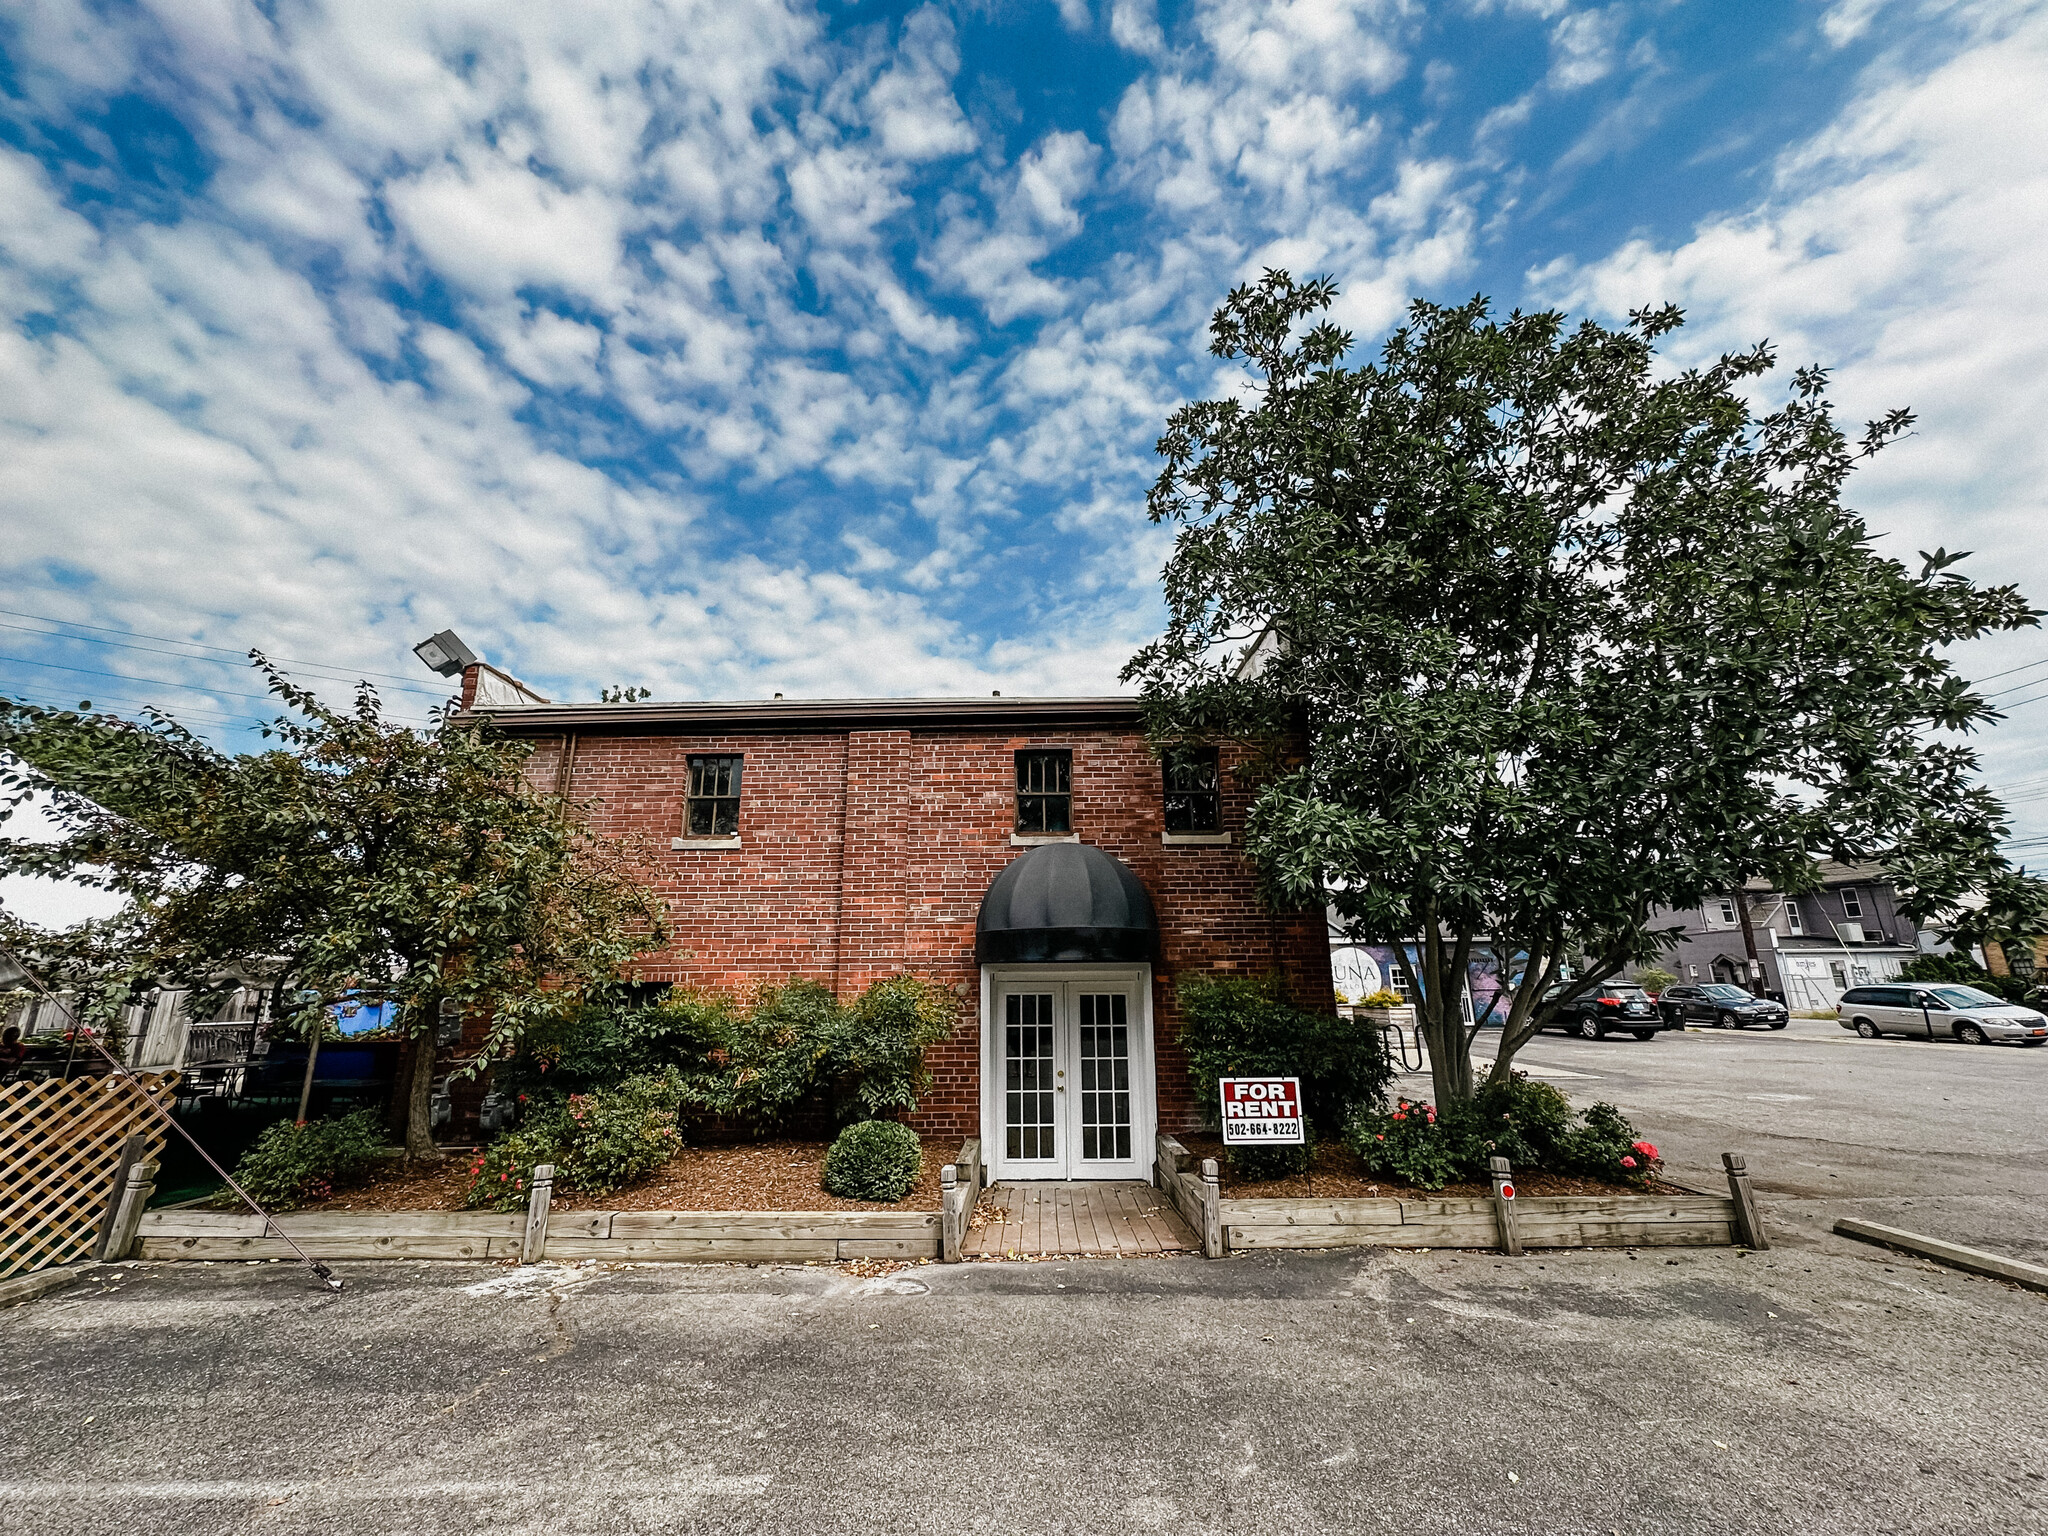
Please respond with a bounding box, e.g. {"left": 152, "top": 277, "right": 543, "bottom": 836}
{"left": 412, "top": 629, "right": 479, "bottom": 678}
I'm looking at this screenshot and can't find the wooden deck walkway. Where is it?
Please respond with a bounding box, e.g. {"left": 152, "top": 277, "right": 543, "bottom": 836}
{"left": 961, "top": 1181, "right": 1197, "bottom": 1258}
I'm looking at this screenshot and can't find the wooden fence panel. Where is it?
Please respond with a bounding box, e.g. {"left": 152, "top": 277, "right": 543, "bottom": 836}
{"left": 0, "top": 1072, "right": 179, "bottom": 1280}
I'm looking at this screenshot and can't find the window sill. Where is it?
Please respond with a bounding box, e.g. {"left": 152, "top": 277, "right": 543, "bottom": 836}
{"left": 1010, "top": 832, "right": 1080, "bottom": 846}
{"left": 1162, "top": 831, "right": 1231, "bottom": 846}
{"left": 671, "top": 837, "right": 741, "bottom": 850}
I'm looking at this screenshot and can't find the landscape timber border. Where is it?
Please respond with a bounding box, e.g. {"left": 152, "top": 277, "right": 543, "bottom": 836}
{"left": 1155, "top": 1133, "right": 1756, "bottom": 1255}
{"left": 134, "top": 1207, "right": 941, "bottom": 1264}
{"left": 1834, "top": 1217, "right": 2048, "bottom": 1294}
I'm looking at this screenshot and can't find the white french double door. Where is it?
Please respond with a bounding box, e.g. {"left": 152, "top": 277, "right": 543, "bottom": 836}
{"left": 983, "top": 969, "right": 1154, "bottom": 1182}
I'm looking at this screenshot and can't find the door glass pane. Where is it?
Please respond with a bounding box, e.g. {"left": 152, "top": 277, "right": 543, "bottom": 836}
{"left": 1004, "top": 993, "right": 1056, "bottom": 1161}
{"left": 1076, "top": 993, "right": 1131, "bottom": 1162}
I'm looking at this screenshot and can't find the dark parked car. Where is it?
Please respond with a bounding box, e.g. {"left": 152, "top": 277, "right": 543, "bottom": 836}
{"left": 1539, "top": 982, "right": 1662, "bottom": 1040}
{"left": 1659, "top": 984, "right": 1788, "bottom": 1030}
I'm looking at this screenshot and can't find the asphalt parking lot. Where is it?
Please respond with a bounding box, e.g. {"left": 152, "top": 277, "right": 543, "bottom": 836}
{"left": 5, "top": 1016, "right": 2042, "bottom": 1535}
{"left": 4, "top": 1238, "right": 2044, "bottom": 1536}
{"left": 1472, "top": 1013, "right": 2048, "bottom": 1261}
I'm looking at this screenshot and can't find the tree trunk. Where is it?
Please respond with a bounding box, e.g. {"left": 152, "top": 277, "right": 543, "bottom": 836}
{"left": 404, "top": 1028, "right": 441, "bottom": 1161}
{"left": 1418, "top": 927, "right": 1477, "bottom": 1106}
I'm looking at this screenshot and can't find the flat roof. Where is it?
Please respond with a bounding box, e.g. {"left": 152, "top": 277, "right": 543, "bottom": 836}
{"left": 465, "top": 695, "right": 1145, "bottom": 736}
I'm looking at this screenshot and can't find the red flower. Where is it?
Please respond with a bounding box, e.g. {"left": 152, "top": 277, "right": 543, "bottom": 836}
{"left": 1632, "top": 1140, "right": 1659, "bottom": 1158}
{"left": 1620, "top": 1155, "right": 1638, "bottom": 1169}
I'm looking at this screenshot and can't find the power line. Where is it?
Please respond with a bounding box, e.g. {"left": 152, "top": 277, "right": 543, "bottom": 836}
{"left": 0, "top": 619, "right": 450, "bottom": 699}
{"left": 1968, "top": 653, "right": 2048, "bottom": 685}
{"left": 0, "top": 607, "right": 451, "bottom": 691}
{"left": 1990, "top": 688, "right": 2048, "bottom": 713}
{"left": 0, "top": 679, "right": 273, "bottom": 733}
{"left": 0, "top": 653, "right": 430, "bottom": 720}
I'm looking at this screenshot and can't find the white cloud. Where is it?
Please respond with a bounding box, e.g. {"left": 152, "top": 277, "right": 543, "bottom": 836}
{"left": 1532, "top": 3, "right": 2048, "bottom": 836}
{"left": 1547, "top": 6, "right": 1622, "bottom": 89}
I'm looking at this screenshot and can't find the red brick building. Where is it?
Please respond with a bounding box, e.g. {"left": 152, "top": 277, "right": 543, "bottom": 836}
{"left": 481, "top": 688, "right": 1332, "bottom": 1182}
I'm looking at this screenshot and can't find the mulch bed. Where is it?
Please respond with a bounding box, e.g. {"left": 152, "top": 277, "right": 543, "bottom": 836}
{"left": 1176, "top": 1132, "right": 1690, "bottom": 1202}
{"left": 297, "top": 1136, "right": 951, "bottom": 1214}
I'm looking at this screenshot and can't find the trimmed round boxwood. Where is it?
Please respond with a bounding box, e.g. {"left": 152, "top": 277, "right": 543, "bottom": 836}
{"left": 822, "top": 1119, "right": 924, "bottom": 1202}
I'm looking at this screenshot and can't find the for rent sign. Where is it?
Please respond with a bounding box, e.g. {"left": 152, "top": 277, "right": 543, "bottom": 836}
{"left": 1218, "top": 1077, "right": 1304, "bottom": 1145}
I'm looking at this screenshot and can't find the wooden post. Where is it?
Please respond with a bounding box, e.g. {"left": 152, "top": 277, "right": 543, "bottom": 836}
{"left": 521, "top": 1163, "right": 554, "bottom": 1264}
{"left": 1199, "top": 1157, "right": 1223, "bottom": 1259}
{"left": 1489, "top": 1155, "right": 1522, "bottom": 1257}
{"left": 1723, "top": 1152, "right": 1768, "bottom": 1250}
{"left": 93, "top": 1133, "right": 147, "bottom": 1261}
{"left": 103, "top": 1158, "right": 158, "bottom": 1262}
{"left": 940, "top": 1165, "right": 961, "bottom": 1263}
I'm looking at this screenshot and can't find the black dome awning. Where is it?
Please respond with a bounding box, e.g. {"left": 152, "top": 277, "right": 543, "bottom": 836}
{"left": 976, "top": 842, "right": 1158, "bottom": 965}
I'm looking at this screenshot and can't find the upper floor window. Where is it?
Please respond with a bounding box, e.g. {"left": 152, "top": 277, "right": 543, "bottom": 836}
{"left": 1840, "top": 887, "right": 1864, "bottom": 920}
{"left": 686, "top": 754, "right": 743, "bottom": 836}
{"left": 1162, "top": 746, "right": 1221, "bottom": 833}
{"left": 1015, "top": 750, "right": 1072, "bottom": 834}
{"left": 1714, "top": 897, "right": 1737, "bottom": 925}
{"left": 1785, "top": 901, "right": 1803, "bottom": 935}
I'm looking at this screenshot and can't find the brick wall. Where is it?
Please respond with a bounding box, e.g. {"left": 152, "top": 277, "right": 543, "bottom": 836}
{"left": 522, "top": 719, "right": 1332, "bottom": 1137}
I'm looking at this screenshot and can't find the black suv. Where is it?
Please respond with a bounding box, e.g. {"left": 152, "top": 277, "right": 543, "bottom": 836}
{"left": 1658, "top": 984, "right": 1789, "bottom": 1030}
{"left": 1538, "top": 982, "right": 1662, "bottom": 1041}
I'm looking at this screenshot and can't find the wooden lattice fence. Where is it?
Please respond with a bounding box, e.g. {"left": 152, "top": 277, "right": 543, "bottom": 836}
{"left": 0, "top": 1072, "right": 179, "bottom": 1280}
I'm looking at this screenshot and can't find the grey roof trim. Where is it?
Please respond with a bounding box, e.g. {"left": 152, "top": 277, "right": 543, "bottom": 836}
{"left": 467, "top": 695, "right": 1145, "bottom": 736}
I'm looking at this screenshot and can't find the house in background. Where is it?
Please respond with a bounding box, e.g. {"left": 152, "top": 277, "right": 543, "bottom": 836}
{"left": 1652, "top": 862, "right": 1933, "bottom": 1011}
{"left": 1987, "top": 935, "right": 2043, "bottom": 987}
{"left": 467, "top": 672, "right": 1333, "bottom": 1183}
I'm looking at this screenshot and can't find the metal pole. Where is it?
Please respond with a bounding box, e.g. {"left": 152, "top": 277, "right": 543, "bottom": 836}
{"left": 295, "top": 1027, "right": 323, "bottom": 1124}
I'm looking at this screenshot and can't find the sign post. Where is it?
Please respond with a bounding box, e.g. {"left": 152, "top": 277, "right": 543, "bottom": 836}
{"left": 1218, "top": 1077, "right": 1305, "bottom": 1147}
{"left": 1489, "top": 1154, "right": 1521, "bottom": 1256}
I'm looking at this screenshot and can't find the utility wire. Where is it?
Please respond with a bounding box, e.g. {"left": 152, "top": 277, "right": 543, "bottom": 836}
{"left": 1, "top": 680, "right": 274, "bottom": 733}
{"left": 0, "top": 654, "right": 432, "bottom": 722}
{"left": 1968, "top": 654, "right": 2048, "bottom": 686}
{"left": 0, "top": 620, "right": 450, "bottom": 701}
{"left": 0, "top": 943, "right": 344, "bottom": 1293}
{"left": 0, "top": 608, "right": 449, "bottom": 691}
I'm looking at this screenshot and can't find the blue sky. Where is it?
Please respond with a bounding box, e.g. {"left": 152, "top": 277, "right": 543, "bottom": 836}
{"left": 3, "top": 0, "right": 2047, "bottom": 902}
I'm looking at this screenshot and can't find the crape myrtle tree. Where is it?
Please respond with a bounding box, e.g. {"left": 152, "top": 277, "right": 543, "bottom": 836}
{"left": 1125, "top": 272, "right": 2043, "bottom": 1107}
{"left": 0, "top": 659, "right": 667, "bottom": 1156}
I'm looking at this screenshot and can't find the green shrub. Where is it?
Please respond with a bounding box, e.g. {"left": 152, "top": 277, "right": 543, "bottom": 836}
{"left": 462, "top": 1070, "right": 685, "bottom": 1211}
{"left": 503, "top": 991, "right": 736, "bottom": 1096}
{"left": 1345, "top": 1082, "right": 1661, "bottom": 1191}
{"left": 1347, "top": 1097, "right": 1466, "bottom": 1190}
{"left": 1555, "top": 1101, "right": 1661, "bottom": 1189}
{"left": 1179, "top": 972, "right": 1387, "bottom": 1177}
{"left": 497, "top": 974, "right": 957, "bottom": 1138}
{"left": 1471, "top": 1074, "right": 1575, "bottom": 1168}
{"left": 828, "top": 974, "right": 958, "bottom": 1124}
{"left": 464, "top": 1122, "right": 561, "bottom": 1213}
{"left": 821, "top": 1119, "right": 925, "bottom": 1202}
{"left": 232, "top": 1109, "right": 390, "bottom": 1210}
{"left": 557, "top": 1069, "right": 687, "bottom": 1194}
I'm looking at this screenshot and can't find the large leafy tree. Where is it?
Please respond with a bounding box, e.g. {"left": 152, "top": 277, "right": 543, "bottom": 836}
{"left": 1126, "top": 273, "right": 2042, "bottom": 1105}
{"left": 0, "top": 661, "right": 667, "bottom": 1155}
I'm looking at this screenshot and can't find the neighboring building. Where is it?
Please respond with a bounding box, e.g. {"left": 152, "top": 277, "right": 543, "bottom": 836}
{"left": 1654, "top": 862, "right": 1929, "bottom": 1011}
{"left": 1327, "top": 916, "right": 1511, "bottom": 1027}
{"left": 472, "top": 679, "right": 1333, "bottom": 1183}
{"left": 0, "top": 956, "right": 265, "bottom": 1070}
{"left": 1987, "top": 935, "right": 2043, "bottom": 986}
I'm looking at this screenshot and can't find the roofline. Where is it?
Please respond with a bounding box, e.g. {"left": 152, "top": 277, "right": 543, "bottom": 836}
{"left": 461, "top": 695, "right": 1147, "bottom": 736}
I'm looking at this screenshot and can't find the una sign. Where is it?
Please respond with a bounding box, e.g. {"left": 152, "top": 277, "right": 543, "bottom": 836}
{"left": 1219, "top": 1077, "right": 1304, "bottom": 1145}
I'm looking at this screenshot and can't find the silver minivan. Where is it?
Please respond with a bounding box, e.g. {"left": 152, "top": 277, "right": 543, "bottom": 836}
{"left": 1837, "top": 984, "right": 2048, "bottom": 1045}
